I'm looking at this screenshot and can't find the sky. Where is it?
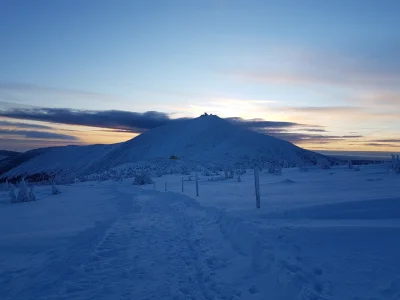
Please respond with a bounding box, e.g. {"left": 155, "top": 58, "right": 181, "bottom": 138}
{"left": 0, "top": 0, "right": 399, "bottom": 153}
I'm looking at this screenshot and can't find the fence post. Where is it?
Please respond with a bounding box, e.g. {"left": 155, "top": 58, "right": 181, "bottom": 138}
{"left": 195, "top": 175, "right": 199, "bottom": 197}
{"left": 153, "top": 182, "right": 156, "bottom": 190}
{"left": 181, "top": 177, "right": 184, "bottom": 193}
{"left": 165, "top": 182, "right": 167, "bottom": 192}
{"left": 254, "top": 168, "right": 260, "bottom": 208}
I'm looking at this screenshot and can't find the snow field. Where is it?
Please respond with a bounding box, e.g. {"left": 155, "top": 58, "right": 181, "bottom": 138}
{"left": 0, "top": 164, "right": 399, "bottom": 299}
{"left": 142, "top": 164, "right": 400, "bottom": 299}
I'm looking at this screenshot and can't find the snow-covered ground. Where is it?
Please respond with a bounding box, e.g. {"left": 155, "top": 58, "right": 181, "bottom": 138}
{"left": 1, "top": 164, "right": 399, "bottom": 300}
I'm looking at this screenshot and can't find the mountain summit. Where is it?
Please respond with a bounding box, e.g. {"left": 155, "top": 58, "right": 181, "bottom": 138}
{"left": 1, "top": 115, "right": 326, "bottom": 179}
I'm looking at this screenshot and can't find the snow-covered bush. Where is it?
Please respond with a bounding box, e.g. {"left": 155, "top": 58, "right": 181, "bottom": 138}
{"left": 201, "top": 170, "right": 212, "bottom": 176}
{"left": 29, "top": 186, "right": 36, "bottom": 201}
{"left": 133, "top": 172, "right": 154, "bottom": 185}
{"left": 267, "top": 162, "right": 283, "bottom": 175}
{"left": 236, "top": 168, "right": 246, "bottom": 175}
{"left": 17, "top": 179, "right": 31, "bottom": 203}
{"left": 52, "top": 184, "right": 61, "bottom": 195}
{"left": 348, "top": 160, "right": 354, "bottom": 169}
{"left": 9, "top": 185, "right": 17, "bottom": 203}
{"left": 298, "top": 156, "right": 309, "bottom": 172}
{"left": 389, "top": 154, "right": 400, "bottom": 174}
{"left": 224, "top": 170, "right": 234, "bottom": 179}
{"left": 208, "top": 175, "right": 227, "bottom": 182}
{"left": 181, "top": 166, "right": 190, "bottom": 176}
{"left": 317, "top": 157, "right": 331, "bottom": 170}
{"left": 0, "top": 181, "right": 9, "bottom": 191}
{"left": 298, "top": 162, "right": 308, "bottom": 172}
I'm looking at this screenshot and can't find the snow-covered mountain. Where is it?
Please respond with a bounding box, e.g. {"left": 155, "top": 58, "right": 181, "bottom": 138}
{"left": 0, "top": 150, "right": 19, "bottom": 161}
{"left": 1, "top": 115, "right": 331, "bottom": 179}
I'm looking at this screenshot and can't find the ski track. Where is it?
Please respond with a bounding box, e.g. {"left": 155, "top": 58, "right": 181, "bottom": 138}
{"left": 0, "top": 183, "right": 349, "bottom": 300}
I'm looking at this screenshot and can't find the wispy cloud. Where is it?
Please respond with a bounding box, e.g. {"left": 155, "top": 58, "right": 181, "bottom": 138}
{"left": 0, "top": 108, "right": 183, "bottom": 133}
{"left": 225, "top": 45, "right": 400, "bottom": 90}
{"left": 263, "top": 132, "right": 363, "bottom": 144}
{"left": 0, "top": 129, "right": 78, "bottom": 140}
{"left": 0, "top": 138, "right": 82, "bottom": 152}
{"left": 0, "top": 106, "right": 395, "bottom": 152}
{"left": 226, "top": 117, "right": 299, "bottom": 128}
{"left": 371, "top": 139, "right": 400, "bottom": 143}
{"left": 283, "top": 106, "right": 361, "bottom": 113}
{"left": 0, "top": 82, "right": 127, "bottom": 111}
{"left": 363, "top": 143, "right": 400, "bottom": 148}
{"left": 0, "top": 120, "right": 53, "bottom": 129}
{"left": 0, "top": 107, "right": 325, "bottom": 135}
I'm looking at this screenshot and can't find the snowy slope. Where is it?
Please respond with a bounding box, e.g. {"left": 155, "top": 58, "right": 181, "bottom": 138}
{"left": 97, "top": 115, "right": 319, "bottom": 167}
{"left": 141, "top": 164, "right": 400, "bottom": 299}
{"left": 0, "top": 150, "right": 19, "bottom": 161}
{"left": 1, "top": 144, "right": 120, "bottom": 179}
{"left": 1, "top": 164, "right": 399, "bottom": 300}
{"left": 1, "top": 115, "right": 328, "bottom": 179}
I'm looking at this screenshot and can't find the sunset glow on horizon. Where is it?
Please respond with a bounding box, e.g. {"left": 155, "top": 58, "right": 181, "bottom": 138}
{"left": 0, "top": 0, "right": 399, "bottom": 153}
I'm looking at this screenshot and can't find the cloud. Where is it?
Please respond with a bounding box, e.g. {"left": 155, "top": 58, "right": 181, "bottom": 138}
{"left": 301, "top": 128, "right": 328, "bottom": 132}
{"left": 0, "top": 82, "right": 105, "bottom": 97}
{"left": 283, "top": 106, "right": 361, "bottom": 113}
{"left": 0, "top": 108, "right": 183, "bottom": 133}
{"left": 0, "top": 138, "right": 82, "bottom": 152}
{"left": 259, "top": 131, "right": 363, "bottom": 144}
{"left": 363, "top": 143, "right": 400, "bottom": 148}
{"left": 342, "top": 135, "right": 363, "bottom": 138}
{"left": 225, "top": 45, "right": 400, "bottom": 91}
{"left": 0, "top": 106, "right": 363, "bottom": 148}
{"left": 0, "top": 120, "right": 53, "bottom": 129}
{"left": 370, "top": 139, "right": 400, "bottom": 143}
{"left": 226, "top": 117, "right": 299, "bottom": 128}
{"left": 0, "top": 82, "right": 128, "bottom": 111}
{"left": 0, "top": 129, "right": 78, "bottom": 140}
{"left": 1, "top": 108, "right": 309, "bottom": 134}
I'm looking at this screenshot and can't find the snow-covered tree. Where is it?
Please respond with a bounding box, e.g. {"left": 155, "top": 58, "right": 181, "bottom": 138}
{"left": 9, "top": 185, "right": 17, "bottom": 203}
{"left": 52, "top": 184, "right": 61, "bottom": 195}
{"left": 267, "top": 161, "right": 282, "bottom": 175}
{"left": 17, "top": 179, "right": 30, "bottom": 203}
{"left": 317, "top": 157, "right": 331, "bottom": 169}
{"left": 29, "top": 186, "right": 36, "bottom": 201}
{"left": 224, "top": 169, "right": 234, "bottom": 179}
{"left": 133, "top": 172, "right": 154, "bottom": 185}
{"left": 348, "top": 160, "right": 354, "bottom": 169}
{"left": 390, "top": 154, "right": 400, "bottom": 174}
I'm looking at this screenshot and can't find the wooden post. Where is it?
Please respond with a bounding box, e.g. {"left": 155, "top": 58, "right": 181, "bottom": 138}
{"left": 165, "top": 182, "right": 167, "bottom": 192}
{"left": 181, "top": 177, "right": 184, "bottom": 193}
{"left": 195, "top": 176, "right": 199, "bottom": 197}
{"left": 254, "top": 168, "right": 260, "bottom": 208}
{"left": 153, "top": 182, "right": 156, "bottom": 190}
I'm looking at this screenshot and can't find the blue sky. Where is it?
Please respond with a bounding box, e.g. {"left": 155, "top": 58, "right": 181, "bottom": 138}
{"left": 0, "top": 0, "right": 399, "bottom": 152}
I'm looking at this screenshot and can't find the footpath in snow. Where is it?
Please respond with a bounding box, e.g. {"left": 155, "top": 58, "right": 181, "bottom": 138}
{"left": 1, "top": 164, "right": 400, "bottom": 300}
{"left": 0, "top": 183, "right": 268, "bottom": 300}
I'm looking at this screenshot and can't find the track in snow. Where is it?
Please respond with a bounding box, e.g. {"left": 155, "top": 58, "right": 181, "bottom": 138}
{"left": 2, "top": 186, "right": 249, "bottom": 300}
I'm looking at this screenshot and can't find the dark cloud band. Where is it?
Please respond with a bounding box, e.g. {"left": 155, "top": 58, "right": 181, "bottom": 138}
{"left": 0, "top": 107, "right": 367, "bottom": 146}
{"left": 0, "top": 129, "right": 78, "bottom": 140}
